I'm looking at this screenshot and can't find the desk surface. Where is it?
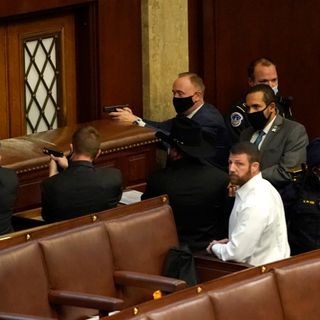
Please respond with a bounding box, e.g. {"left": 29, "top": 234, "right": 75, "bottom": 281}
{"left": 1, "top": 119, "right": 157, "bottom": 171}
{"left": 0, "top": 119, "right": 158, "bottom": 212}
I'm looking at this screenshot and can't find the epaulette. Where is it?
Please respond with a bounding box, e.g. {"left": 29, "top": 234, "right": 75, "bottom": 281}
{"left": 235, "top": 103, "right": 247, "bottom": 113}
{"left": 287, "top": 164, "right": 305, "bottom": 182}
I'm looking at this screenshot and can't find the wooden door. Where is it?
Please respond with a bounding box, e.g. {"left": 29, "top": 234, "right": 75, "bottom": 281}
{"left": 0, "top": 13, "right": 76, "bottom": 138}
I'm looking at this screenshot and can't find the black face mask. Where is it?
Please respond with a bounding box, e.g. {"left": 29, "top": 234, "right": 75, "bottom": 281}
{"left": 247, "top": 105, "right": 271, "bottom": 130}
{"left": 173, "top": 95, "right": 194, "bottom": 114}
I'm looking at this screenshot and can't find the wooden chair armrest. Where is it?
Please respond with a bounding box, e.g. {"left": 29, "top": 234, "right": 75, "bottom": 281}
{"left": 48, "top": 289, "right": 123, "bottom": 312}
{"left": 0, "top": 313, "right": 56, "bottom": 320}
{"left": 114, "top": 270, "right": 187, "bottom": 292}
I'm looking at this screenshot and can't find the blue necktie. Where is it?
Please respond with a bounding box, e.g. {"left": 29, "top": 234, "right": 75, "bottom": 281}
{"left": 254, "top": 130, "right": 265, "bottom": 146}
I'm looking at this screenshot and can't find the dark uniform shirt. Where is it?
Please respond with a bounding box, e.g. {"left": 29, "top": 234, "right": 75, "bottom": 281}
{"left": 282, "top": 172, "right": 320, "bottom": 255}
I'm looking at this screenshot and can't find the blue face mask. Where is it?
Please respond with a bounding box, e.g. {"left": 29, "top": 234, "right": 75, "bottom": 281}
{"left": 272, "top": 86, "right": 278, "bottom": 95}
{"left": 173, "top": 95, "right": 194, "bottom": 114}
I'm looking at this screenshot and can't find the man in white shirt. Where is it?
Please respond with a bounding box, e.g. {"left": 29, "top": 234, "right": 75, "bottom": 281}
{"left": 207, "top": 142, "right": 290, "bottom": 266}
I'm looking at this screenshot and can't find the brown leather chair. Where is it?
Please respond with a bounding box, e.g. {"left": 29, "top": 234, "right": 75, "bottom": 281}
{"left": 39, "top": 222, "right": 185, "bottom": 319}
{"left": 274, "top": 258, "right": 320, "bottom": 320}
{"left": 143, "top": 294, "right": 215, "bottom": 320}
{"left": 105, "top": 204, "right": 183, "bottom": 306}
{"left": 0, "top": 242, "right": 57, "bottom": 319}
{"left": 39, "top": 223, "right": 123, "bottom": 319}
{"left": 208, "top": 273, "right": 283, "bottom": 320}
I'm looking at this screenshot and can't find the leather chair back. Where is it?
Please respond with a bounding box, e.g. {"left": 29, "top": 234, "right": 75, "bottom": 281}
{"left": 274, "top": 258, "right": 320, "bottom": 320}
{"left": 39, "top": 223, "right": 116, "bottom": 320}
{"left": 105, "top": 205, "right": 179, "bottom": 306}
{"left": 208, "top": 273, "right": 284, "bottom": 320}
{"left": 0, "top": 242, "right": 57, "bottom": 318}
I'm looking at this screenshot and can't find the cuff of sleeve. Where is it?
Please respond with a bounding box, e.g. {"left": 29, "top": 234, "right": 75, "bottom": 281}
{"left": 211, "top": 243, "right": 223, "bottom": 259}
{"left": 133, "top": 117, "right": 146, "bottom": 127}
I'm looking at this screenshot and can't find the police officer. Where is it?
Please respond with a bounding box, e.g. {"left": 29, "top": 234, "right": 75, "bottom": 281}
{"left": 282, "top": 138, "right": 320, "bottom": 255}
{"left": 226, "top": 57, "right": 293, "bottom": 143}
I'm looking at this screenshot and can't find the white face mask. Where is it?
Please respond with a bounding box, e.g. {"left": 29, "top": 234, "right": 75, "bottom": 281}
{"left": 272, "top": 86, "right": 278, "bottom": 95}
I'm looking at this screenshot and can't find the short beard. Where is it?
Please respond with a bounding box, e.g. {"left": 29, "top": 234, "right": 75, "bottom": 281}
{"left": 229, "top": 170, "right": 252, "bottom": 186}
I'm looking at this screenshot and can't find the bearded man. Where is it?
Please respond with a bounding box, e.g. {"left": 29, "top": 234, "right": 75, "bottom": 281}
{"left": 207, "top": 142, "right": 290, "bottom": 266}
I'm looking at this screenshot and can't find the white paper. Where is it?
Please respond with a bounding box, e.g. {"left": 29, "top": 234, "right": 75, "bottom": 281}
{"left": 119, "top": 190, "right": 143, "bottom": 205}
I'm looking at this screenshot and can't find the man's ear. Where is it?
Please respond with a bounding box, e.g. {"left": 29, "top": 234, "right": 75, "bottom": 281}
{"left": 269, "top": 102, "right": 277, "bottom": 114}
{"left": 251, "top": 161, "right": 260, "bottom": 173}
{"left": 193, "top": 91, "right": 202, "bottom": 101}
{"left": 248, "top": 77, "right": 255, "bottom": 87}
{"left": 69, "top": 143, "right": 73, "bottom": 154}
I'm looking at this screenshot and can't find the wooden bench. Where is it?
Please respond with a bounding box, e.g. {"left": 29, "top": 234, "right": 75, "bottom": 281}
{"left": 106, "top": 249, "right": 320, "bottom": 320}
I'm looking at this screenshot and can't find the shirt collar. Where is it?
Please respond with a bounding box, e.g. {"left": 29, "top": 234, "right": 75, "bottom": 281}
{"left": 236, "top": 172, "right": 262, "bottom": 200}
{"left": 187, "top": 103, "right": 204, "bottom": 119}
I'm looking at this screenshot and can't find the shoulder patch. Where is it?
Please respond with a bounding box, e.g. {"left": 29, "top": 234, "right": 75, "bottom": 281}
{"left": 230, "top": 112, "right": 244, "bottom": 127}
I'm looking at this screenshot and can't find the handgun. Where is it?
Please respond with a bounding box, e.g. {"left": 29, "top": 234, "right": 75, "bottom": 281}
{"left": 103, "top": 104, "right": 129, "bottom": 113}
{"left": 43, "top": 147, "right": 64, "bottom": 158}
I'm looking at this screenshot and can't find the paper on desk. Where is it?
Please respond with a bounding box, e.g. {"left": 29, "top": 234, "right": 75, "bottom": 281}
{"left": 119, "top": 190, "right": 143, "bottom": 205}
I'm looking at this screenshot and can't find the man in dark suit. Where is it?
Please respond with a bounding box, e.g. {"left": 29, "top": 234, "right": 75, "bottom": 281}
{"left": 41, "top": 126, "right": 123, "bottom": 223}
{"left": 141, "top": 117, "right": 230, "bottom": 252}
{"left": 0, "top": 143, "right": 18, "bottom": 235}
{"left": 109, "top": 72, "right": 230, "bottom": 169}
{"left": 240, "top": 84, "right": 308, "bottom": 188}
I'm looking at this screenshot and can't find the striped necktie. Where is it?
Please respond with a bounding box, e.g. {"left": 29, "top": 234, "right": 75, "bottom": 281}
{"left": 253, "top": 130, "right": 265, "bottom": 146}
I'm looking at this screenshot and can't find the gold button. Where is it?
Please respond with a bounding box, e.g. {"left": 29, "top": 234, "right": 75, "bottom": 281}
{"left": 133, "top": 307, "right": 139, "bottom": 315}
{"left": 197, "top": 286, "right": 202, "bottom": 293}
{"left": 261, "top": 266, "right": 267, "bottom": 273}
{"left": 91, "top": 215, "right": 97, "bottom": 222}
{"left": 26, "top": 234, "right": 31, "bottom": 241}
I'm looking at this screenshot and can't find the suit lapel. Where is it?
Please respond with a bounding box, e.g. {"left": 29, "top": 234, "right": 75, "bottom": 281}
{"left": 260, "top": 115, "right": 283, "bottom": 152}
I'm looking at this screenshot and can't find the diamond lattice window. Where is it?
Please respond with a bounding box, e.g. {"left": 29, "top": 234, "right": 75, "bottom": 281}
{"left": 24, "top": 35, "right": 60, "bottom": 134}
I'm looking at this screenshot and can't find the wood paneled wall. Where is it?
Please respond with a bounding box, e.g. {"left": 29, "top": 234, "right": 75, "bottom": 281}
{"left": 1, "top": 1, "right": 318, "bottom": 139}
{"left": 189, "top": 0, "right": 319, "bottom": 140}
{"left": 0, "top": 0, "right": 143, "bottom": 134}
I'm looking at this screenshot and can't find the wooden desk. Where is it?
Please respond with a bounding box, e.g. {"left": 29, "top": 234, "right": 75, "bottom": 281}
{"left": 1, "top": 119, "right": 158, "bottom": 212}
{"left": 193, "top": 251, "right": 250, "bottom": 282}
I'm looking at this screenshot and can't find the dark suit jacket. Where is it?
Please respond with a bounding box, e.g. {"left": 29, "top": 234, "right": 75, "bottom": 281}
{"left": 141, "top": 158, "right": 230, "bottom": 251}
{"left": 144, "top": 103, "right": 231, "bottom": 169}
{"left": 240, "top": 115, "right": 309, "bottom": 188}
{"left": 41, "top": 161, "right": 123, "bottom": 223}
{"left": 0, "top": 167, "right": 18, "bottom": 235}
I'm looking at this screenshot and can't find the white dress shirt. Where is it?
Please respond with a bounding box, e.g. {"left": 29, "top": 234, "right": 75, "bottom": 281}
{"left": 211, "top": 173, "right": 290, "bottom": 266}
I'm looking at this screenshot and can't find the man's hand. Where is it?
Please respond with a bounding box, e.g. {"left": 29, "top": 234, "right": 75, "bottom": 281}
{"left": 49, "top": 155, "right": 68, "bottom": 177}
{"left": 206, "top": 238, "right": 229, "bottom": 253}
{"left": 227, "top": 183, "right": 238, "bottom": 197}
{"left": 109, "top": 107, "right": 138, "bottom": 123}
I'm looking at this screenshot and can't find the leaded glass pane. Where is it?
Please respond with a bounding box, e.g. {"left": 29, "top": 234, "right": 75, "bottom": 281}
{"left": 24, "top": 35, "right": 59, "bottom": 134}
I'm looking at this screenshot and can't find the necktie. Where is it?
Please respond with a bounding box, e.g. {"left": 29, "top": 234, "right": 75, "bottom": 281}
{"left": 253, "top": 130, "right": 265, "bottom": 146}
